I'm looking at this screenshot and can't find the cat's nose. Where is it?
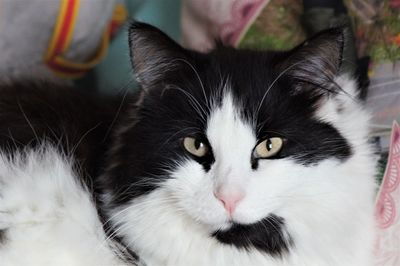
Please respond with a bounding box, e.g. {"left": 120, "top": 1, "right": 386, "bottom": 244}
{"left": 214, "top": 190, "right": 245, "bottom": 215}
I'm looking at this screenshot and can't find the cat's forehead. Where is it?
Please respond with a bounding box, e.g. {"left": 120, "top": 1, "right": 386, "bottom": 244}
{"left": 204, "top": 49, "right": 279, "bottom": 92}
{"left": 206, "top": 92, "right": 256, "bottom": 160}
{"left": 146, "top": 60, "right": 311, "bottom": 136}
{"left": 201, "top": 50, "right": 294, "bottom": 112}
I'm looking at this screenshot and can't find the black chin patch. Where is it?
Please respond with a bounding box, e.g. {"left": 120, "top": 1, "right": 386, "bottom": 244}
{"left": 212, "top": 214, "right": 291, "bottom": 257}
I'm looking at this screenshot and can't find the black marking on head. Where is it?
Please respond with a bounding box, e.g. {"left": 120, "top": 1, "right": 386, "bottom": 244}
{"left": 104, "top": 22, "right": 352, "bottom": 206}
{"left": 212, "top": 214, "right": 292, "bottom": 257}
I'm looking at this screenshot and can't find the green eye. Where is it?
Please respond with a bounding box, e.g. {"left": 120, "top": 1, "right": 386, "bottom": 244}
{"left": 183, "top": 137, "right": 209, "bottom": 157}
{"left": 254, "top": 137, "right": 283, "bottom": 158}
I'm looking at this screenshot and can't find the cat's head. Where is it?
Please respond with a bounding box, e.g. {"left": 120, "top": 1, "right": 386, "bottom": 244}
{"left": 103, "top": 22, "right": 374, "bottom": 258}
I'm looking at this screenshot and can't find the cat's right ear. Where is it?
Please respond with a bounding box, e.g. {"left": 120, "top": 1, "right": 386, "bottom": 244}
{"left": 128, "top": 21, "right": 188, "bottom": 88}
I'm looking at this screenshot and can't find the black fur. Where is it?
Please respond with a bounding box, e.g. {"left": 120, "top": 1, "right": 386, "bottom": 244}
{"left": 212, "top": 215, "right": 291, "bottom": 256}
{"left": 0, "top": 22, "right": 352, "bottom": 258}
{"left": 104, "top": 23, "right": 350, "bottom": 199}
{"left": 0, "top": 230, "right": 6, "bottom": 245}
{"left": 0, "top": 82, "right": 131, "bottom": 186}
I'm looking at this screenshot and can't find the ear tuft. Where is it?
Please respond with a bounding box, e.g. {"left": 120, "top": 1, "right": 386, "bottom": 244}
{"left": 128, "top": 21, "right": 187, "bottom": 88}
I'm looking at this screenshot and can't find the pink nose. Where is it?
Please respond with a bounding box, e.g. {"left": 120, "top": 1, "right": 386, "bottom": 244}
{"left": 214, "top": 190, "right": 245, "bottom": 215}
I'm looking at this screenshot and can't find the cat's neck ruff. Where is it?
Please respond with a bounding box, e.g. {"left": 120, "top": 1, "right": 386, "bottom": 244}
{"left": 108, "top": 189, "right": 280, "bottom": 266}
{"left": 108, "top": 156, "right": 375, "bottom": 266}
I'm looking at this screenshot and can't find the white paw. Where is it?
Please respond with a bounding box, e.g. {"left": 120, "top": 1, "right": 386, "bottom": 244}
{"left": 0, "top": 145, "right": 128, "bottom": 266}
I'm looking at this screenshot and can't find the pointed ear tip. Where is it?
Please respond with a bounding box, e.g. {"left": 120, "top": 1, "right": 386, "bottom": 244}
{"left": 128, "top": 20, "right": 159, "bottom": 38}
{"left": 128, "top": 21, "right": 142, "bottom": 41}
{"left": 332, "top": 26, "right": 346, "bottom": 39}
{"left": 308, "top": 27, "right": 346, "bottom": 52}
{"left": 128, "top": 20, "right": 150, "bottom": 29}
{"left": 129, "top": 20, "right": 145, "bottom": 34}
{"left": 318, "top": 27, "right": 345, "bottom": 41}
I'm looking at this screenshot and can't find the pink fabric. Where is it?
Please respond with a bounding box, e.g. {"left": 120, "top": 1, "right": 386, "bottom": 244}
{"left": 219, "top": 0, "right": 267, "bottom": 46}
{"left": 181, "top": 0, "right": 268, "bottom": 51}
{"left": 375, "top": 121, "right": 400, "bottom": 265}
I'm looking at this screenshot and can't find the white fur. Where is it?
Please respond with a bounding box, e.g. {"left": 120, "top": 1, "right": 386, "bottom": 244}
{"left": 0, "top": 146, "right": 129, "bottom": 266}
{"left": 110, "top": 77, "right": 376, "bottom": 266}
{"left": 0, "top": 77, "right": 376, "bottom": 266}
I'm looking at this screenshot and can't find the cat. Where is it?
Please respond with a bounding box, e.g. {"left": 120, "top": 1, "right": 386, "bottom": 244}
{"left": 0, "top": 22, "right": 376, "bottom": 266}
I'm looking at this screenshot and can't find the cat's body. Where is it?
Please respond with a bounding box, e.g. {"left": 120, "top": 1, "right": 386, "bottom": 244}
{"left": 0, "top": 83, "right": 131, "bottom": 180}
{"left": 0, "top": 23, "right": 376, "bottom": 266}
{"left": 0, "top": 84, "right": 135, "bottom": 265}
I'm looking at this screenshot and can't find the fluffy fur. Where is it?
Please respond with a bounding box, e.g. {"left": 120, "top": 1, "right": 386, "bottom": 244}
{"left": 0, "top": 22, "right": 376, "bottom": 266}
{"left": 0, "top": 146, "right": 133, "bottom": 266}
{"left": 105, "top": 77, "right": 376, "bottom": 266}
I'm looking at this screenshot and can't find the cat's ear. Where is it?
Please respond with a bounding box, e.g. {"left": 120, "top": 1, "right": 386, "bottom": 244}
{"left": 128, "top": 21, "right": 188, "bottom": 88}
{"left": 281, "top": 27, "right": 345, "bottom": 92}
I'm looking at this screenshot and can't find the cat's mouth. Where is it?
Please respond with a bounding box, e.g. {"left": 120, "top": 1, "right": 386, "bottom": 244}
{"left": 211, "top": 214, "right": 291, "bottom": 255}
{"left": 216, "top": 214, "right": 284, "bottom": 233}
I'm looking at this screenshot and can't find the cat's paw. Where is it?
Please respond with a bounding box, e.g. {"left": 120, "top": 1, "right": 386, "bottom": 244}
{"left": 0, "top": 145, "right": 128, "bottom": 266}
{"left": 0, "top": 146, "right": 72, "bottom": 229}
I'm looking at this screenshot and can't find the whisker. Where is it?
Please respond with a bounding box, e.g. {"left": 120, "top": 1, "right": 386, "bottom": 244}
{"left": 256, "top": 60, "right": 307, "bottom": 117}
{"left": 174, "top": 58, "right": 209, "bottom": 110}
{"left": 74, "top": 123, "right": 101, "bottom": 152}
{"left": 162, "top": 84, "right": 207, "bottom": 122}
{"left": 103, "top": 83, "right": 133, "bottom": 142}
{"left": 17, "top": 100, "right": 39, "bottom": 141}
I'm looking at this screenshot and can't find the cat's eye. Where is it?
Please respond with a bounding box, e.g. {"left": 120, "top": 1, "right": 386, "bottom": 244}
{"left": 183, "top": 137, "right": 209, "bottom": 157}
{"left": 254, "top": 137, "right": 283, "bottom": 159}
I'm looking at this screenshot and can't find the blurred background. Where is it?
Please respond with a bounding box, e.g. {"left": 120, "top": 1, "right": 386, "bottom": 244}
{"left": 0, "top": 1, "right": 399, "bottom": 262}
{"left": 0, "top": 0, "right": 399, "bottom": 180}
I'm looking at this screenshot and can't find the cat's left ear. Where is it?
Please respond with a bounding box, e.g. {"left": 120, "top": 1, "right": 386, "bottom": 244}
{"left": 281, "top": 27, "right": 345, "bottom": 92}
{"left": 128, "top": 21, "right": 188, "bottom": 88}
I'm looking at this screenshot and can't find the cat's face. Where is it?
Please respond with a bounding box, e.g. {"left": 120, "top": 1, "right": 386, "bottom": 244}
{"left": 103, "top": 23, "right": 371, "bottom": 257}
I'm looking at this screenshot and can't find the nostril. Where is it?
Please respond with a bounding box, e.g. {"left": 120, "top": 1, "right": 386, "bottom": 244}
{"left": 218, "top": 197, "right": 226, "bottom": 205}
{"left": 213, "top": 191, "right": 219, "bottom": 200}
{"left": 213, "top": 190, "right": 245, "bottom": 214}
{"left": 213, "top": 191, "right": 227, "bottom": 206}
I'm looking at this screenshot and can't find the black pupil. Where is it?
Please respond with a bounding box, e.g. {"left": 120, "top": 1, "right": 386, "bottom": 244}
{"left": 194, "top": 139, "right": 202, "bottom": 150}
{"left": 266, "top": 139, "right": 272, "bottom": 151}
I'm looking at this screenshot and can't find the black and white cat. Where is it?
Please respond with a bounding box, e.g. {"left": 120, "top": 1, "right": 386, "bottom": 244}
{"left": 0, "top": 22, "right": 376, "bottom": 266}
